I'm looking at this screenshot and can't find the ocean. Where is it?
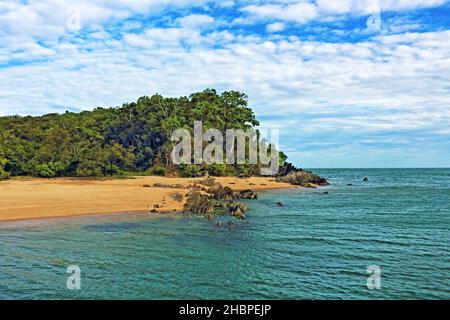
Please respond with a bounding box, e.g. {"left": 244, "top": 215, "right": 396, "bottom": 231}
{"left": 0, "top": 169, "right": 449, "bottom": 299}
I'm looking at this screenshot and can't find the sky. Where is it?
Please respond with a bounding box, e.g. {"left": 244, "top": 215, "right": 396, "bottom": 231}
{"left": 0, "top": 0, "right": 449, "bottom": 168}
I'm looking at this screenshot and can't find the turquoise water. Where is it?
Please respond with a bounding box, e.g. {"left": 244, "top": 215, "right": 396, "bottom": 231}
{"left": 1, "top": 169, "right": 449, "bottom": 299}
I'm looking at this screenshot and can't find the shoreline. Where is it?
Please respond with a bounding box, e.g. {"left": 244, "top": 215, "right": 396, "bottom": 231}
{"left": 0, "top": 176, "right": 295, "bottom": 222}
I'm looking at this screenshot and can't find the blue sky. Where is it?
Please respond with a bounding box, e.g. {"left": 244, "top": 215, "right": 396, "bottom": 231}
{"left": 1, "top": 0, "right": 450, "bottom": 168}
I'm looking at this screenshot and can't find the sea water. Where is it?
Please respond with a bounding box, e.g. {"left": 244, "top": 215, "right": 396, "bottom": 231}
{"left": 0, "top": 169, "right": 449, "bottom": 299}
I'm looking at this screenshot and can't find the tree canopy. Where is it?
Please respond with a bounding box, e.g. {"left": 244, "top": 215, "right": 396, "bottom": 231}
{"left": 0, "top": 89, "right": 290, "bottom": 179}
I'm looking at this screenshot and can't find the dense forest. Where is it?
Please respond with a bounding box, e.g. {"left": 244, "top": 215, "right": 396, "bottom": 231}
{"left": 0, "top": 89, "right": 292, "bottom": 180}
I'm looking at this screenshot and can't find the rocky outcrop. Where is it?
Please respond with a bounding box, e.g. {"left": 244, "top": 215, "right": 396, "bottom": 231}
{"left": 276, "top": 162, "right": 298, "bottom": 177}
{"left": 202, "top": 180, "right": 258, "bottom": 201}
{"left": 227, "top": 202, "right": 247, "bottom": 219}
{"left": 237, "top": 189, "right": 258, "bottom": 199}
{"left": 183, "top": 191, "right": 214, "bottom": 214}
{"left": 183, "top": 179, "right": 257, "bottom": 222}
{"left": 207, "top": 183, "right": 236, "bottom": 200}
{"left": 277, "top": 170, "right": 328, "bottom": 187}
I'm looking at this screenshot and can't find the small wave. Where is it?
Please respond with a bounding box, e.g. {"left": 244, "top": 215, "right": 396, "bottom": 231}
{"left": 82, "top": 222, "right": 141, "bottom": 233}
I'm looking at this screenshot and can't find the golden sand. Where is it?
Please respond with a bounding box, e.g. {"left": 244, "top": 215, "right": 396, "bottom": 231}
{"left": 0, "top": 176, "right": 294, "bottom": 221}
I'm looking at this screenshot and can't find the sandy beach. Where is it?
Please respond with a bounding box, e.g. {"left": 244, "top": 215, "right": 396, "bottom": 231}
{"left": 0, "top": 176, "right": 294, "bottom": 221}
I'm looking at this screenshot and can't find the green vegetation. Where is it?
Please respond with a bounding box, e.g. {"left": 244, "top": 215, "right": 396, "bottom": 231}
{"left": 147, "top": 165, "right": 167, "bottom": 177}
{"left": 0, "top": 89, "right": 291, "bottom": 180}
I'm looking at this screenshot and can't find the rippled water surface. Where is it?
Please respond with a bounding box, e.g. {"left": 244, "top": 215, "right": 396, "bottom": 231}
{"left": 1, "top": 169, "right": 449, "bottom": 299}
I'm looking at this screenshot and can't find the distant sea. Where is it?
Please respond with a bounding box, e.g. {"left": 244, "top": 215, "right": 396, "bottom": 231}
{"left": 1, "top": 169, "right": 449, "bottom": 299}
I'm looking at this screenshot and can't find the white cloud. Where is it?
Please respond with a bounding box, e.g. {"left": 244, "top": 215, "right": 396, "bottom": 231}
{"left": 0, "top": 0, "right": 210, "bottom": 40}
{"left": 1, "top": 0, "right": 450, "bottom": 166}
{"left": 218, "top": 0, "right": 235, "bottom": 8}
{"left": 266, "top": 22, "right": 285, "bottom": 33}
{"left": 177, "top": 14, "right": 215, "bottom": 29}
{"left": 316, "top": 0, "right": 353, "bottom": 14}
{"left": 241, "top": 0, "right": 448, "bottom": 24}
{"left": 243, "top": 2, "right": 319, "bottom": 24}
{"left": 2, "top": 29, "right": 449, "bottom": 130}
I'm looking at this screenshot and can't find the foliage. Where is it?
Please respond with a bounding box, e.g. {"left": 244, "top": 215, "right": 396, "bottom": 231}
{"left": 0, "top": 152, "right": 10, "bottom": 180}
{"left": 0, "top": 89, "right": 291, "bottom": 178}
{"left": 179, "top": 164, "right": 202, "bottom": 177}
{"left": 148, "top": 165, "right": 167, "bottom": 176}
{"left": 0, "top": 165, "right": 9, "bottom": 180}
{"left": 206, "top": 163, "right": 228, "bottom": 177}
{"left": 34, "top": 163, "right": 56, "bottom": 178}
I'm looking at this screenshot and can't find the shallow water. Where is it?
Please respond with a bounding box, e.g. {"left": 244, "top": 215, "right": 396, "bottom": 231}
{"left": 1, "top": 169, "right": 449, "bottom": 299}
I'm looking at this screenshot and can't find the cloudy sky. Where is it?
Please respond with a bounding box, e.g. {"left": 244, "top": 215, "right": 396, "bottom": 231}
{"left": 1, "top": 0, "right": 449, "bottom": 168}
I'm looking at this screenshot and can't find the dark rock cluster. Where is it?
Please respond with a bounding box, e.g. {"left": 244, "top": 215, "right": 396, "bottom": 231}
{"left": 182, "top": 178, "right": 258, "bottom": 221}
{"left": 153, "top": 183, "right": 185, "bottom": 189}
{"left": 183, "top": 191, "right": 214, "bottom": 215}
{"left": 237, "top": 189, "right": 258, "bottom": 199}
{"left": 227, "top": 202, "right": 247, "bottom": 220}
{"left": 277, "top": 170, "right": 328, "bottom": 188}
{"left": 207, "top": 183, "right": 235, "bottom": 200}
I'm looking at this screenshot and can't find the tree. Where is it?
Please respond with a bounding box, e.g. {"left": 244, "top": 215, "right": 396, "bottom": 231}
{"left": 0, "top": 157, "right": 9, "bottom": 180}
{"left": 0, "top": 89, "right": 293, "bottom": 178}
{"left": 106, "top": 143, "right": 135, "bottom": 175}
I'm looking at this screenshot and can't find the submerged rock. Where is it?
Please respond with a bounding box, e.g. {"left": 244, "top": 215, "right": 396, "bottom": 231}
{"left": 227, "top": 202, "right": 247, "bottom": 219}
{"left": 213, "top": 200, "right": 225, "bottom": 208}
{"left": 304, "top": 183, "right": 317, "bottom": 189}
